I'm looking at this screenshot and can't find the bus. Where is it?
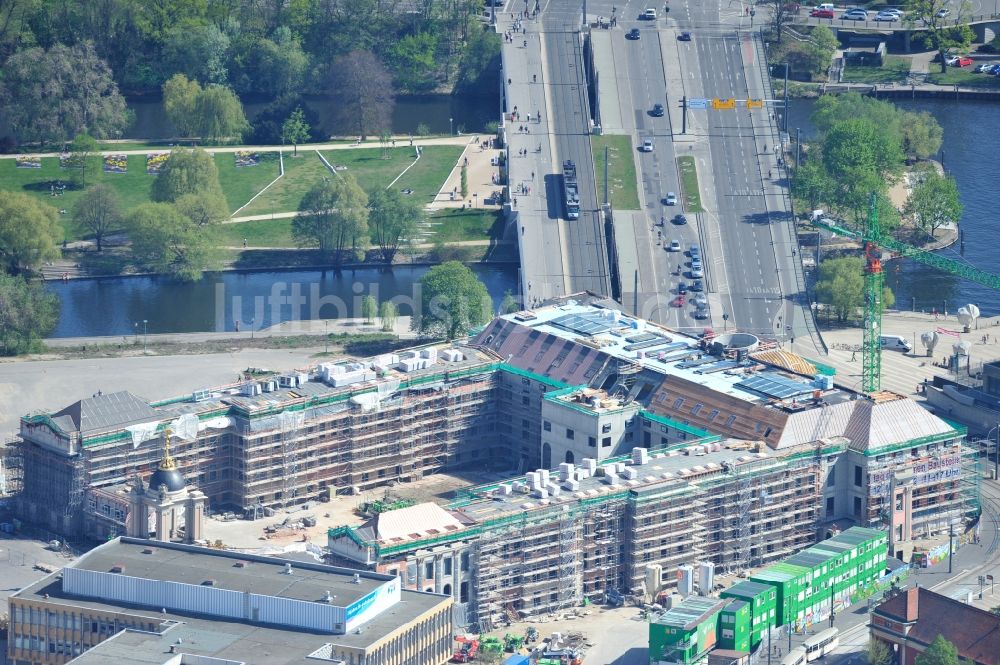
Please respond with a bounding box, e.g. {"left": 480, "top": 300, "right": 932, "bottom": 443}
{"left": 562, "top": 160, "right": 580, "bottom": 220}
{"left": 803, "top": 628, "right": 840, "bottom": 661}
{"left": 780, "top": 647, "right": 807, "bottom": 665}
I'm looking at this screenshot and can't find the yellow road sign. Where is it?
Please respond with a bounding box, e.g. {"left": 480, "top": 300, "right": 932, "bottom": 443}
{"left": 746, "top": 99, "right": 764, "bottom": 109}
{"left": 711, "top": 98, "right": 736, "bottom": 110}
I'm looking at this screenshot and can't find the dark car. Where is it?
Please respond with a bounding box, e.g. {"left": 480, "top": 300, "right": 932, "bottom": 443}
{"left": 678, "top": 31, "right": 692, "bottom": 41}
{"left": 672, "top": 213, "right": 687, "bottom": 225}
{"left": 690, "top": 279, "right": 704, "bottom": 292}
{"left": 677, "top": 282, "right": 688, "bottom": 294}
{"left": 627, "top": 28, "right": 641, "bottom": 39}
{"left": 651, "top": 103, "right": 664, "bottom": 116}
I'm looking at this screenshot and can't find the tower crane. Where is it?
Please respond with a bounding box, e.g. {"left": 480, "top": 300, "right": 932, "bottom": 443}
{"left": 811, "top": 193, "right": 1000, "bottom": 393}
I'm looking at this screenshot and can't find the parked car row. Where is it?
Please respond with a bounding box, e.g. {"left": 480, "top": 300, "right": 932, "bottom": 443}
{"left": 809, "top": 5, "right": 905, "bottom": 21}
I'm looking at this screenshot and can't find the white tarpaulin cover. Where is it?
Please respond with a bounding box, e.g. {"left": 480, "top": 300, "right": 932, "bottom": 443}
{"left": 278, "top": 410, "right": 305, "bottom": 432}
{"left": 198, "top": 416, "right": 232, "bottom": 431}
{"left": 126, "top": 421, "right": 160, "bottom": 449}
{"left": 169, "top": 413, "right": 199, "bottom": 441}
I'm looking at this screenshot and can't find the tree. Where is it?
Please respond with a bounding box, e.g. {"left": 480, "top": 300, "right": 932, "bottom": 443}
{"left": 174, "top": 191, "right": 229, "bottom": 227}
{"left": 126, "top": 203, "right": 214, "bottom": 281}
{"left": 293, "top": 175, "right": 370, "bottom": 265}
{"left": 815, "top": 256, "right": 865, "bottom": 322}
{"left": 282, "top": 107, "right": 311, "bottom": 156}
{"left": 416, "top": 261, "right": 492, "bottom": 339}
{"left": 900, "top": 110, "right": 944, "bottom": 161}
{"left": 389, "top": 32, "right": 439, "bottom": 92}
{"left": 758, "top": 0, "right": 797, "bottom": 43}
{"left": 904, "top": 169, "right": 963, "bottom": 239}
{"left": 369, "top": 188, "right": 424, "bottom": 263}
{"left": 0, "top": 191, "right": 61, "bottom": 275}
{"left": 379, "top": 300, "right": 398, "bottom": 332}
{"left": 66, "top": 132, "right": 100, "bottom": 188}
{"left": 460, "top": 164, "right": 469, "bottom": 199}
{"left": 805, "top": 25, "right": 839, "bottom": 76}
{"left": 905, "top": 0, "right": 974, "bottom": 73}
{"left": 500, "top": 289, "right": 520, "bottom": 314}
{"left": 328, "top": 50, "right": 394, "bottom": 138}
{"left": 792, "top": 159, "right": 834, "bottom": 212}
{"left": 72, "top": 185, "right": 122, "bottom": 252}
{"left": 812, "top": 93, "right": 903, "bottom": 139}
{"left": 163, "top": 74, "right": 202, "bottom": 139}
{"left": 151, "top": 148, "right": 226, "bottom": 204}
{"left": 865, "top": 638, "right": 892, "bottom": 665}
{"left": 192, "top": 84, "right": 249, "bottom": 144}
{"left": 0, "top": 42, "right": 130, "bottom": 144}
{"left": 823, "top": 119, "right": 904, "bottom": 181}
{"left": 0, "top": 273, "right": 59, "bottom": 355}
{"left": 915, "top": 635, "right": 960, "bottom": 665}
{"left": 161, "top": 21, "right": 230, "bottom": 84}
{"left": 361, "top": 295, "right": 377, "bottom": 323}
{"left": 455, "top": 28, "right": 502, "bottom": 95}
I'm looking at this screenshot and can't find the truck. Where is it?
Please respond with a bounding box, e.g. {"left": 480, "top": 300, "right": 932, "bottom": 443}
{"left": 503, "top": 633, "right": 524, "bottom": 652}
{"left": 562, "top": 160, "right": 581, "bottom": 220}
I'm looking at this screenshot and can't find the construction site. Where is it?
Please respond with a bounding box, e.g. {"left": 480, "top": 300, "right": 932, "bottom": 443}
{"left": 9, "top": 297, "right": 979, "bottom": 633}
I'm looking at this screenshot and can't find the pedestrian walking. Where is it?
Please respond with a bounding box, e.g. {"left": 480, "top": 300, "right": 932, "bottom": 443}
{"left": 524, "top": 39, "right": 528, "bottom": 47}
{"left": 851, "top": 350, "right": 857, "bottom": 362}
{"left": 533, "top": 74, "right": 537, "bottom": 83}
{"left": 531, "top": 171, "right": 535, "bottom": 179}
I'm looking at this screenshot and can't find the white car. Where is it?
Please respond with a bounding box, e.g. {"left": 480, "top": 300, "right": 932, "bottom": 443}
{"left": 664, "top": 192, "right": 678, "bottom": 205}
{"left": 874, "top": 11, "right": 898, "bottom": 21}
{"left": 936, "top": 7, "right": 950, "bottom": 16}
{"left": 641, "top": 138, "right": 654, "bottom": 152}
{"left": 668, "top": 240, "right": 681, "bottom": 252}
{"left": 643, "top": 8, "right": 657, "bottom": 19}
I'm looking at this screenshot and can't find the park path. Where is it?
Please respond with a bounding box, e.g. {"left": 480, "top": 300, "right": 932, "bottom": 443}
{"left": 0, "top": 135, "right": 473, "bottom": 159}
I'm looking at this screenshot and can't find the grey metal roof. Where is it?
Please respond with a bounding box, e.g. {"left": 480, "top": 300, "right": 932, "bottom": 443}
{"left": 53, "top": 391, "right": 158, "bottom": 435}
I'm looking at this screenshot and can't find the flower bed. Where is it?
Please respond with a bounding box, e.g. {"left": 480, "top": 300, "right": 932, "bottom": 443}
{"left": 15, "top": 156, "right": 41, "bottom": 169}
{"left": 104, "top": 154, "right": 128, "bottom": 174}
{"left": 235, "top": 150, "right": 260, "bottom": 168}
{"left": 146, "top": 152, "right": 170, "bottom": 174}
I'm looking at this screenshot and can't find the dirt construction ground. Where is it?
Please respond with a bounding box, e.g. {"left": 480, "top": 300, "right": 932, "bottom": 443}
{"left": 478, "top": 605, "right": 650, "bottom": 665}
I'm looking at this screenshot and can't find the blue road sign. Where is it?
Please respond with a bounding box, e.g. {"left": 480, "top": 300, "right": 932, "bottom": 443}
{"left": 688, "top": 98, "right": 709, "bottom": 109}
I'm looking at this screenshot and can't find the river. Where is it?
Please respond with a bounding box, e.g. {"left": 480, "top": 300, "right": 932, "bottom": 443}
{"left": 787, "top": 96, "right": 1000, "bottom": 317}
{"left": 46, "top": 265, "right": 519, "bottom": 338}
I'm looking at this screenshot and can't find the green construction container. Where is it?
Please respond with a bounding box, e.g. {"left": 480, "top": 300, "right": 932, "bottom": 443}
{"left": 649, "top": 596, "right": 729, "bottom": 665}
{"left": 750, "top": 562, "right": 810, "bottom": 627}
{"left": 717, "top": 599, "right": 751, "bottom": 653}
{"left": 720, "top": 580, "right": 777, "bottom": 647}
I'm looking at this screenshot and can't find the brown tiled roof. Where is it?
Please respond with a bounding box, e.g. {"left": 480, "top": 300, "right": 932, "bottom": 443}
{"left": 874, "top": 587, "right": 1000, "bottom": 663}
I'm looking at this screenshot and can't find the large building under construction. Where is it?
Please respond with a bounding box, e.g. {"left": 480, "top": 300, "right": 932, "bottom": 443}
{"left": 13, "top": 298, "right": 977, "bottom": 629}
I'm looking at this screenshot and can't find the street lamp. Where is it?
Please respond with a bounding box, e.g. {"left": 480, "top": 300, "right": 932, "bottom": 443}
{"left": 251, "top": 317, "right": 255, "bottom": 341}
{"left": 142, "top": 319, "right": 148, "bottom": 353}
{"left": 450, "top": 117, "right": 454, "bottom": 136}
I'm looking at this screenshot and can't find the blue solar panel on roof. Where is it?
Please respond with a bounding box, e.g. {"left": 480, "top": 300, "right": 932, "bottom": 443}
{"left": 735, "top": 374, "right": 814, "bottom": 399}
{"left": 550, "top": 312, "right": 615, "bottom": 336}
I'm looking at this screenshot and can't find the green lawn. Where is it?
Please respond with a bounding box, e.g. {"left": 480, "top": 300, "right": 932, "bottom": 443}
{"left": 841, "top": 55, "right": 911, "bottom": 83}
{"left": 215, "top": 152, "right": 281, "bottom": 213}
{"left": 425, "top": 209, "right": 503, "bottom": 243}
{"left": 393, "top": 145, "right": 464, "bottom": 203}
{"left": 0, "top": 151, "right": 283, "bottom": 240}
{"left": 676, "top": 156, "right": 704, "bottom": 213}
{"left": 591, "top": 134, "right": 640, "bottom": 210}
{"left": 237, "top": 153, "right": 333, "bottom": 217}
{"left": 217, "top": 219, "right": 295, "bottom": 248}
{"left": 926, "top": 66, "right": 1000, "bottom": 86}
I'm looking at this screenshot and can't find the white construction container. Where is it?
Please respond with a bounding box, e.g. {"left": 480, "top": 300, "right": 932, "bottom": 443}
{"left": 632, "top": 447, "right": 650, "bottom": 465}
{"left": 562, "top": 479, "right": 580, "bottom": 491}
{"left": 604, "top": 471, "right": 619, "bottom": 486}
{"left": 526, "top": 472, "right": 540, "bottom": 488}
{"left": 537, "top": 469, "right": 550, "bottom": 484}
{"left": 645, "top": 564, "right": 663, "bottom": 599}
{"left": 582, "top": 458, "right": 598, "bottom": 474}
{"left": 558, "top": 463, "right": 575, "bottom": 480}
{"left": 532, "top": 488, "right": 549, "bottom": 499}
{"left": 677, "top": 565, "right": 694, "bottom": 597}
{"left": 622, "top": 467, "right": 638, "bottom": 480}
{"left": 698, "top": 561, "right": 715, "bottom": 596}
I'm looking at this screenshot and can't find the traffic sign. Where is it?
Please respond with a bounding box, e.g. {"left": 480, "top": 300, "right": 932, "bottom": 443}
{"left": 688, "top": 98, "right": 709, "bottom": 109}
{"left": 711, "top": 98, "right": 736, "bottom": 110}
{"left": 746, "top": 99, "right": 764, "bottom": 109}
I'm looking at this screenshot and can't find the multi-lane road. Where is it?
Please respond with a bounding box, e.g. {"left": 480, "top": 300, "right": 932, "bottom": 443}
{"left": 519, "top": 0, "right": 813, "bottom": 344}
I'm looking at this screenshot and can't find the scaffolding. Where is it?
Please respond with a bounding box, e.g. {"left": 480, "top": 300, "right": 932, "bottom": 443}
{"left": 557, "top": 505, "right": 581, "bottom": 610}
